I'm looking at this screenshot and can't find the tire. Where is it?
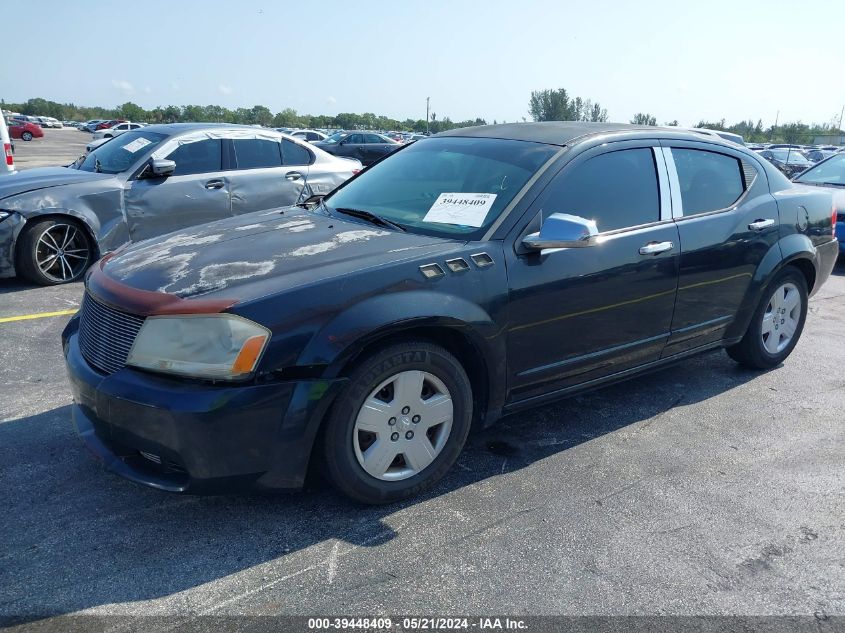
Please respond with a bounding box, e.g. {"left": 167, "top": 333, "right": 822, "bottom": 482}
{"left": 726, "top": 267, "right": 808, "bottom": 369}
{"left": 16, "top": 218, "right": 93, "bottom": 286}
{"left": 322, "top": 341, "right": 473, "bottom": 504}
{"left": 21, "top": 132, "right": 33, "bottom": 141}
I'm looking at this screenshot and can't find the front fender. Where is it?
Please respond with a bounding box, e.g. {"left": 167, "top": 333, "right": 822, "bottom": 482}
{"left": 296, "top": 290, "right": 507, "bottom": 421}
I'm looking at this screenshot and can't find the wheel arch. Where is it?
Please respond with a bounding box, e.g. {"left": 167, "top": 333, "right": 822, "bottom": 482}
{"left": 725, "top": 234, "right": 817, "bottom": 342}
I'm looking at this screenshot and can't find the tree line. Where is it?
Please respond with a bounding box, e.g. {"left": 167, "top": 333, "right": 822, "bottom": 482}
{"left": 1, "top": 97, "right": 491, "bottom": 134}
{"left": 5, "top": 93, "right": 842, "bottom": 143}
{"left": 530, "top": 88, "right": 843, "bottom": 143}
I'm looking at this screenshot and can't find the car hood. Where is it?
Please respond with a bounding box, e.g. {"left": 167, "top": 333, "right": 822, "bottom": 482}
{"left": 0, "top": 167, "right": 112, "bottom": 200}
{"left": 100, "top": 207, "right": 457, "bottom": 301}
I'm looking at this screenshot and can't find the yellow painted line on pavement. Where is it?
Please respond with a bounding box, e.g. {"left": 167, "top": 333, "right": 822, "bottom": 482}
{"left": 0, "top": 308, "right": 78, "bottom": 324}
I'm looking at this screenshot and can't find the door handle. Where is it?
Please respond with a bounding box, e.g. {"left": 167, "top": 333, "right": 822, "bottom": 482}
{"left": 204, "top": 179, "right": 225, "bottom": 190}
{"left": 748, "top": 218, "right": 775, "bottom": 231}
{"left": 285, "top": 171, "right": 303, "bottom": 181}
{"left": 639, "top": 241, "right": 674, "bottom": 255}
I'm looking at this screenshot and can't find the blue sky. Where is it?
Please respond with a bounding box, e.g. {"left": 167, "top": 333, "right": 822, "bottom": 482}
{"left": 3, "top": 0, "right": 844, "bottom": 127}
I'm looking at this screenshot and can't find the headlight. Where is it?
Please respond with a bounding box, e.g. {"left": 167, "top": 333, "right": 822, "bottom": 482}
{"left": 0, "top": 210, "right": 12, "bottom": 222}
{"left": 126, "top": 314, "right": 271, "bottom": 380}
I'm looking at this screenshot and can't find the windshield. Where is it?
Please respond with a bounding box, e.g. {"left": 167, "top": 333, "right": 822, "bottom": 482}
{"left": 795, "top": 153, "right": 845, "bottom": 186}
{"left": 324, "top": 136, "right": 558, "bottom": 238}
{"left": 322, "top": 132, "right": 348, "bottom": 145}
{"left": 76, "top": 130, "right": 167, "bottom": 174}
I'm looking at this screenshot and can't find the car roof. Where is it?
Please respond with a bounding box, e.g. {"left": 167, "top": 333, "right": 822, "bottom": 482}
{"left": 434, "top": 121, "right": 721, "bottom": 146}
{"left": 138, "top": 122, "right": 278, "bottom": 135}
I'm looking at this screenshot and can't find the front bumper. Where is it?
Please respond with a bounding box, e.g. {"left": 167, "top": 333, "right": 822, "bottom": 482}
{"left": 0, "top": 212, "right": 25, "bottom": 278}
{"left": 63, "top": 324, "right": 344, "bottom": 493}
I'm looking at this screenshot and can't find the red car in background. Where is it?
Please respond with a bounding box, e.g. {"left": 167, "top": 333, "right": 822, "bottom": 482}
{"left": 8, "top": 120, "right": 44, "bottom": 141}
{"left": 94, "top": 119, "right": 127, "bottom": 131}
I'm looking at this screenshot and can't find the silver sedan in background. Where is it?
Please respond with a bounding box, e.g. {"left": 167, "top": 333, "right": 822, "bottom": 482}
{"left": 0, "top": 124, "right": 362, "bottom": 285}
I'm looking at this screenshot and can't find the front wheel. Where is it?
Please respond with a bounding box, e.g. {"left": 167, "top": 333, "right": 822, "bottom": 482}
{"left": 21, "top": 131, "right": 33, "bottom": 141}
{"left": 726, "top": 268, "right": 808, "bottom": 369}
{"left": 16, "top": 218, "right": 93, "bottom": 285}
{"left": 322, "top": 341, "right": 473, "bottom": 504}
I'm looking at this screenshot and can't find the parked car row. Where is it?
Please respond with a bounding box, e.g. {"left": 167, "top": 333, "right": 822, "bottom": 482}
{"left": 748, "top": 143, "right": 844, "bottom": 178}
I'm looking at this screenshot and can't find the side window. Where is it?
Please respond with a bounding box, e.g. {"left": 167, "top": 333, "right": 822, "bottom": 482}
{"left": 365, "top": 134, "right": 383, "bottom": 144}
{"left": 671, "top": 148, "right": 744, "bottom": 215}
{"left": 167, "top": 138, "right": 222, "bottom": 176}
{"left": 282, "top": 139, "right": 313, "bottom": 166}
{"left": 537, "top": 148, "right": 660, "bottom": 232}
{"left": 347, "top": 134, "right": 364, "bottom": 144}
{"left": 233, "top": 138, "right": 283, "bottom": 169}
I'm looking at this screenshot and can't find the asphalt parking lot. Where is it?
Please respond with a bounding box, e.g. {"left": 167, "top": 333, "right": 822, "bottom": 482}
{"left": 10, "top": 127, "right": 88, "bottom": 170}
{"left": 1, "top": 261, "right": 844, "bottom": 627}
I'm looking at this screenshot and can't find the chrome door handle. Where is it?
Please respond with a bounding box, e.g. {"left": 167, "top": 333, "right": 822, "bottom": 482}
{"left": 748, "top": 219, "right": 775, "bottom": 231}
{"left": 204, "top": 179, "right": 225, "bottom": 190}
{"left": 285, "top": 171, "right": 303, "bottom": 181}
{"left": 639, "top": 241, "right": 674, "bottom": 255}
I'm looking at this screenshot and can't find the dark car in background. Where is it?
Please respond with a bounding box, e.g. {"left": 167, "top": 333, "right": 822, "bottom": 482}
{"left": 792, "top": 151, "right": 845, "bottom": 257}
{"left": 61, "top": 122, "right": 838, "bottom": 504}
{"left": 0, "top": 124, "right": 360, "bottom": 285}
{"left": 313, "top": 131, "right": 400, "bottom": 166}
{"left": 759, "top": 148, "right": 814, "bottom": 178}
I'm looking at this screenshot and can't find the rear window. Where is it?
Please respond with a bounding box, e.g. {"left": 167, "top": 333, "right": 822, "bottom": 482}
{"left": 671, "top": 149, "right": 745, "bottom": 214}
{"left": 233, "top": 139, "right": 283, "bottom": 170}
{"left": 282, "top": 139, "right": 313, "bottom": 166}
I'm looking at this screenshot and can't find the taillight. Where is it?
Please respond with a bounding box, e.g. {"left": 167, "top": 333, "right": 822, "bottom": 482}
{"left": 3, "top": 143, "right": 12, "bottom": 167}
{"left": 833, "top": 204, "right": 838, "bottom": 238}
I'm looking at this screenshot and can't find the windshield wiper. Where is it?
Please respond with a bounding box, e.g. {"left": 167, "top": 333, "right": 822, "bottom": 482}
{"left": 333, "top": 207, "right": 406, "bottom": 232}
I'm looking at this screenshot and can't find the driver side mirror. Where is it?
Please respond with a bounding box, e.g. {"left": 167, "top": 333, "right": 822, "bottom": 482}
{"left": 522, "top": 213, "right": 599, "bottom": 250}
{"left": 150, "top": 158, "right": 176, "bottom": 177}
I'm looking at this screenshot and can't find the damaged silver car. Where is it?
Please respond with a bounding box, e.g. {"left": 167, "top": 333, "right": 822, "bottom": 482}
{"left": 0, "top": 123, "right": 361, "bottom": 285}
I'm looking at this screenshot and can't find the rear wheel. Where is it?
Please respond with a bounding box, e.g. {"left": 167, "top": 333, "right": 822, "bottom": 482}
{"left": 17, "top": 218, "right": 93, "bottom": 285}
{"left": 21, "top": 131, "right": 33, "bottom": 141}
{"left": 726, "top": 268, "right": 808, "bottom": 369}
{"left": 322, "top": 341, "right": 472, "bottom": 504}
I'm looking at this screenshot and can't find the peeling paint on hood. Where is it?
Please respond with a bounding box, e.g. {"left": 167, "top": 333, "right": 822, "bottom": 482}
{"left": 101, "top": 207, "right": 457, "bottom": 300}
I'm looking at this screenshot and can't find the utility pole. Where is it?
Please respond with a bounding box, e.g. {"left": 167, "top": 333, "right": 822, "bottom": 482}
{"left": 426, "top": 97, "right": 430, "bottom": 134}
{"left": 770, "top": 110, "right": 779, "bottom": 142}
{"left": 838, "top": 104, "right": 844, "bottom": 138}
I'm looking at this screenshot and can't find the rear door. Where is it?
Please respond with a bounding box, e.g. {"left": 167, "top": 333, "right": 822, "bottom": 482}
{"left": 228, "top": 136, "right": 310, "bottom": 215}
{"left": 505, "top": 142, "right": 680, "bottom": 402}
{"left": 659, "top": 141, "right": 777, "bottom": 355}
{"left": 124, "top": 137, "right": 231, "bottom": 242}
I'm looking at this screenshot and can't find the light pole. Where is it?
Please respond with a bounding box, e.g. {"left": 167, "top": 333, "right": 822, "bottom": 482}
{"left": 838, "top": 104, "right": 844, "bottom": 138}
{"left": 426, "top": 97, "right": 430, "bottom": 134}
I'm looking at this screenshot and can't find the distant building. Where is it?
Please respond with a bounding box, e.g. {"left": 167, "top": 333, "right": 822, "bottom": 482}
{"left": 813, "top": 134, "right": 845, "bottom": 146}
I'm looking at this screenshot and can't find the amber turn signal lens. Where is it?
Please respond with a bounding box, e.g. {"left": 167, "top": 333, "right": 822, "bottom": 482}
{"left": 231, "top": 334, "right": 269, "bottom": 375}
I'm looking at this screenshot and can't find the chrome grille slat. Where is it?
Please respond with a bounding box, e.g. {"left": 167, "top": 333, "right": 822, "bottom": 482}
{"left": 78, "top": 293, "right": 145, "bottom": 375}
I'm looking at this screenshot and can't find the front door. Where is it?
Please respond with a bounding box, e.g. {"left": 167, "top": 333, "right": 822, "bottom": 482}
{"left": 505, "top": 143, "right": 680, "bottom": 403}
{"left": 124, "top": 137, "right": 231, "bottom": 242}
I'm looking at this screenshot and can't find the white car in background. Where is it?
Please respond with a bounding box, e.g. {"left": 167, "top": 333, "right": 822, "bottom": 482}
{"left": 91, "top": 121, "right": 145, "bottom": 140}
{"left": 38, "top": 117, "right": 63, "bottom": 128}
{"left": 0, "top": 116, "right": 15, "bottom": 175}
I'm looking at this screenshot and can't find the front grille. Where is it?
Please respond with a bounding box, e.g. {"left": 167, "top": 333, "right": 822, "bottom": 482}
{"left": 78, "top": 293, "right": 145, "bottom": 374}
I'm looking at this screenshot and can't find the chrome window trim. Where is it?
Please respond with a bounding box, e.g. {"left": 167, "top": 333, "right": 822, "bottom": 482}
{"left": 653, "top": 146, "right": 673, "bottom": 222}
{"left": 661, "top": 147, "right": 684, "bottom": 218}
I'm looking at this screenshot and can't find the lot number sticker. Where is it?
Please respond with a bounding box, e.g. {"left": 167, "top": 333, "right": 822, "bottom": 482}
{"left": 423, "top": 193, "right": 497, "bottom": 227}
{"left": 122, "top": 137, "right": 152, "bottom": 153}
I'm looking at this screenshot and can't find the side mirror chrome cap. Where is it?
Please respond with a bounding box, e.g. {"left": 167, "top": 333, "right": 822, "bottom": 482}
{"left": 150, "top": 158, "right": 176, "bottom": 177}
{"left": 522, "top": 213, "right": 600, "bottom": 250}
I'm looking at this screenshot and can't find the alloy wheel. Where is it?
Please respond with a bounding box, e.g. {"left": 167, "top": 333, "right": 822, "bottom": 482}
{"left": 35, "top": 223, "right": 90, "bottom": 282}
